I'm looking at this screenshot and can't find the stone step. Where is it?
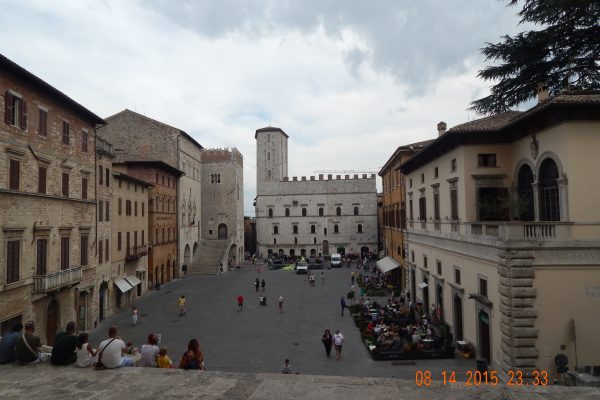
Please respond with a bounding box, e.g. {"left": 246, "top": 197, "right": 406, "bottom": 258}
{"left": 188, "top": 239, "right": 229, "bottom": 275}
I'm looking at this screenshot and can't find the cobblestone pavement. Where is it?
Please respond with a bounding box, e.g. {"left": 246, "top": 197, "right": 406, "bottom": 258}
{"left": 87, "top": 263, "right": 478, "bottom": 379}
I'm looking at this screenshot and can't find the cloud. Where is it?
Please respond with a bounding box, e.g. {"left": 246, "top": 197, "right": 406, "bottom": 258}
{"left": 0, "top": 0, "right": 521, "bottom": 216}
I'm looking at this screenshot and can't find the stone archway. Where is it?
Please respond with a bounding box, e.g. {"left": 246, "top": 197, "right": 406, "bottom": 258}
{"left": 322, "top": 240, "right": 329, "bottom": 256}
{"left": 172, "top": 260, "right": 177, "bottom": 280}
{"left": 184, "top": 244, "right": 191, "bottom": 268}
{"left": 193, "top": 242, "right": 198, "bottom": 258}
{"left": 228, "top": 244, "right": 238, "bottom": 266}
{"left": 46, "top": 299, "right": 60, "bottom": 345}
{"left": 218, "top": 223, "right": 228, "bottom": 239}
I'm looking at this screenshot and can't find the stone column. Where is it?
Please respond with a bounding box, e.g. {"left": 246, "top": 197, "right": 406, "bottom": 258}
{"left": 557, "top": 178, "right": 569, "bottom": 222}
{"left": 531, "top": 182, "right": 540, "bottom": 222}
{"left": 498, "top": 250, "right": 538, "bottom": 376}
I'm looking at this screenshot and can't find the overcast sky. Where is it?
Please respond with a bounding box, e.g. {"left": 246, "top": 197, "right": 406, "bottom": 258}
{"left": 2, "top": 0, "right": 524, "bottom": 216}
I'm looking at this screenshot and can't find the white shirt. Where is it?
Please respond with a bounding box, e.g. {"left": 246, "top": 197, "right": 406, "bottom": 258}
{"left": 278, "top": 296, "right": 284, "bottom": 303}
{"left": 97, "top": 338, "right": 126, "bottom": 369}
{"left": 333, "top": 333, "right": 344, "bottom": 346}
{"left": 75, "top": 343, "right": 93, "bottom": 367}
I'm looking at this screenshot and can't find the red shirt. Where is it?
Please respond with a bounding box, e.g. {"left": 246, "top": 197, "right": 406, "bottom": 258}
{"left": 237, "top": 295, "right": 244, "bottom": 305}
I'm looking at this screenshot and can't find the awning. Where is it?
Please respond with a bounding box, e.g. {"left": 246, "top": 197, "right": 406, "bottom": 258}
{"left": 375, "top": 256, "right": 401, "bottom": 273}
{"left": 418, "top": 282, "right": 429, "bottom": 289}
{"left": 114, "top": 278, "right": 134, "bottom": 293}
{"left": 124, "top": 275, "right": 142, "bottom": 287}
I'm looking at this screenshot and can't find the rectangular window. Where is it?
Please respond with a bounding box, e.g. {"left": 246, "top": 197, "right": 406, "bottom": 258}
{"left": 423, "top": 255, "right": 428, "bottom": 269}
{"left": 38, "top": 109, "right": 47, "bottom": 136}
{"left": 409, "top": 179, "right": 412, "bottom": 188}
{"left": 421, "top": 173, "right": 424, "bottom": 183}
{"left": 62, "top": 172, "right": 69, "bottom": 197}
{"left": 451, "top": 159, "right": 457, "bottom": 172}
{"left": 450, "top": 187, "right": 458, "bottom": 220}
{"left": 98, "top": 200, "right": 103, "bottom": 222}
{"left": 478, "top": 154, "right": 497, "bottom": 168}
{"left": 9, "top": 159, "right": 20, "bottom": 190}
{"left": 60, "top": 237, "right": 70, "bottom": 270}
{"left": 36, "top": 238, "right": 47, "bottom": 275}
{"left": 82, "top": 130, "right": 88, "bottom": 153}
{"left": 38, "top": 166, "right": 47, "bottom": 194}
{"left": 98, "top": 239, "right": 103, "bottom": 264}
{"left": 141, "top": 230, "right": 145, "bottom": 245}
{"left": 106, "top": 168, "right": 109, "bottom": 187}
{"left": 6, "top": 240, "right": 20, "bottom": 283}
{"left": 411, "top": 250, "right": 415, "bottom": 262}
{"left": 433, "top": 191, "right": 440, "bottom": 220}
{"left": 118, "top": 232, "right": 122, "bottom": 250}
{"left": 105, "top": 201, "right": 110, "bottom": 222}
{"left": 4, "top": 92, "right": 27, "bottom": 129}
{"left": 479, "top": 278, "right": 488, "bottom": 298}
{"left": 418, "top": 196, "right": 427, "bottom": 220}
{"left": 62, "top": 121, "right": 70, "bottom": 145}
{"left": 99, "top": 166, "right": 103, "bottom": 185}
{"left": 454, "top": 268, "right": 461, "bottom": 285}
{"left": 105, "top": 238, "right": 109, "bottom": 262}
{"left": 134, "top": 231, "right": 138, "bottom": 247}
{"left": 434, "top": 167, "right": 438, "bottom": 178}
{"left": 126, "top": 200, "right": 131, "bottom": 216}
{"left": 118, "top": 198, "right": 122, "bottom": 215}
{"left": 409, "top": 198, "right": 413, "bottom": 220}
{"left": 142, "top": 202, "right": 145, "bottom": 217}
{"left": 436, "top": 261, "right": 442, "bottom": 276}
{"left": 81, "top": 177, "right": 88, "bottom": 200}
{"left": 134, "top": 201, "right": 138, "bottom": 217}
{"left": 80, "top": 236, "right": 88, "bottom": 266}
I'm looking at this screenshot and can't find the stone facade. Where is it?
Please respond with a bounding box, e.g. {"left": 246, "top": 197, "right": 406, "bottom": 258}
{"left": 200, "top": 148, "right": 244, "bottom": 268}
{"left": 400, "top": 93, "right": 600, "bottom": 379}
{"left": 255, "top": 127, "right": 377, "bottom": 259}
{"left": 379, "top": 139, "right": 433, "bottom": 287}
{"left": 97, "top": 110, "right": 203, "bottom": 277}
{"left": 0, "top": 54, "right": 104, "bottom": 341}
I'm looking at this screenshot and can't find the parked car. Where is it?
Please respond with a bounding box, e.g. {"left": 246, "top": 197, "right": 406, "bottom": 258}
{"left": 268, "top": 258, "right": 284, "bottom": 270}
{"left": 296, "top": 261, "right": 309, "bottom": 274}
{"left": 308, "top": 258, "right": 323, "bottom": 269}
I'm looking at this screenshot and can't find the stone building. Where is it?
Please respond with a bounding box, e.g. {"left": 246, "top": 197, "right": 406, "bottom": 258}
{"left": 255, "top": 127, "right": 377, "bottom": 259}
{"left": 399, "top": 92, "right": 600, "bottom": 379}
{"left": 97, "top": 110, "right": 203, "bottom": 278}
{"left": 109, "top": 166, "right": 152, "bottom": 309}
{"left": 0, "top": 54, "right": 104, "bottom": 342}
{"left": 113, "top": 161, "right": 182, "bottom": 289}
{"left": 378, "top": 139, "right": 432, "bottom": 286}
{"left": 195, "top": 148, "right": 244, "bottom": 272}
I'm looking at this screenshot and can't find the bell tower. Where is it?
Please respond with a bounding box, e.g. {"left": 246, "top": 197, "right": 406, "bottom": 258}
{"left": 255, "top": 126, "right": 288, "bottom": 195}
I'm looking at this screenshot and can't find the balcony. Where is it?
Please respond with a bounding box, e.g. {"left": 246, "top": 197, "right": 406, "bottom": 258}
{"left": 96, "top": 137, "right": 114, "bottom": 156}
{"left": 33, "top": 267, "right": 82, "bottom": 293}
{"left": 126, "top": 244, "right": 148, "bottom": 261}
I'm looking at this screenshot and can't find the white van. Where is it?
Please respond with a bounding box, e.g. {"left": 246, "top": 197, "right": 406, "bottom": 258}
{"left": 330, "top": 254, "right": 342, "bottom": 268}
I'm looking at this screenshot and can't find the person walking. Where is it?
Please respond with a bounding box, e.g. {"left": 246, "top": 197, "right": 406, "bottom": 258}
{"left": 261, "top": 279, "right": 266, "bottom": 292}
{"left": 178, "top": 296, "right": 187, "bottom": 316}
{"left": 237, "top": 294, "right": 244, "bottom": 311}
{"left": 333, "top": 330, "right": 344, "bottom": 360}
{"left": 351, "top": 271, "right": 355, "bottom": 285}
{"left": 255, "top": 278, "right": 260, "bottom": 292}
{"left": 282, "top": 358, "right": 292, "bottom": 374}
{"left": 340, "top": 296, "right": 347, "bottom": 316}
{"left": 132, "top": 307, "right": 138, "bottom": 326}
{"left": 321, "top": 329, "right": 333, "bottom": 357}
{"left": 278, "top": 294, "right": 284, "bottom": 314}
{"left": 321, "top": 272, "right": 325, "bottom": 285}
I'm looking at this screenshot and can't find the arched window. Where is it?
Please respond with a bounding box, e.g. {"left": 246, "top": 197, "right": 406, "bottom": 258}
{"left": 324, "top": 228, "right": 327, "bottom": 236}
{"left": 268, "top": 208, "right": 273, "bottom": 218}
{"left": 313, "top": 237, "right": 316, "bottom": 244}
{"left": 354, "top": 206, "right": 359, "bottom": 216}
{"left": 517, "top": 164, "right": 534, "bottom": 221}
{"left": 273, "top": 226, "right": 278, "bottom": 234}
{"left": 334, "top": 224, "right": 339, "bottom": 234}
{"left": 319, "top": 207, "right": 324, "bottom": 217}
{"left": 302, "top": 208, "right": 307, "bottom": 216}
{"left": 294, "top": 237, "right": 298, "bottom": 244}
{"left": 293, "top": 225, "right": 298, "bottom": 234}
{"left": 285, "top": 208, "right": 290, "bottom": 217}
{"left": 336, "top": 207, "right": 341, "bottom": 216}
{"left": 539, "top": 158, "right": 560, "bottom": 221}
{"left": 310, "top": 225, "right": 315, "bottom": 234}
{"left": 357, "top": 224, "right": 363, "bottom": 233}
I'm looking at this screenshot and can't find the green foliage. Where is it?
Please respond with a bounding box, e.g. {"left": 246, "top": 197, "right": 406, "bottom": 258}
{"left": 347, "top": 291, "right": 355, "bottom": 299}
{"left": 471, "top": 0, "right": 600, "bottom": 115}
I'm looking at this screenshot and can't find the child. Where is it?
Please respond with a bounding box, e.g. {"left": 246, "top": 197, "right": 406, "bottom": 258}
{"left": 125, "top": 342, "right": 136, "bottom": 355}
{"left": 282, "top": 358, "right": 291, "bottom": 374}
{"left": 75, "top": 332, "right": 96, "bottom": 367}
{"left": 132, "top": 307, "right": 138, "bottom": 325}
{"left": 157, "top": 347, "right": 173, "bottom": 368}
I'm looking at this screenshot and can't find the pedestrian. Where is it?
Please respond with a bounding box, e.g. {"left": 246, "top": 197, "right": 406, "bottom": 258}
{"left": 282, "top": 358, "right": 292, "bottom": 374}
{"left": 132, "top": 307, "right": 138, "bottom": 325}
{"left": 219, "top": 263, "right": 223, "bottom": 273}
{"left": 321, "top": 329, "right": 333, "bottom": 357}
{"left": 321, "top": 272, "right": 325, "bottom": 285}
{"left": 255, "top": 278, "right": 260, "bottom": 292}
{"left": 237, "top": 294, "right": 244, "bottom": 311}
{"left": 351, "top": 271, "right": 355, "bottom": 285}
{"left": 0, "top": 322, "right": 22, "bottom": 364}
{"left": 333, "top": 330, "right": 344, "bottom": 360}
{"left": 261, "top": 279, "right": 266, "bottom": 291}
{"left": 278, "top": 294, "right": 284, "bottom": 314}
{"left": 340, "top": 296, "right": 347, "bottom": 316}
{"left": 157, "top": 347, "right": 173, "bottom": 368}
{"left": 178, "top": 295, "right": 186, "bottom": 316}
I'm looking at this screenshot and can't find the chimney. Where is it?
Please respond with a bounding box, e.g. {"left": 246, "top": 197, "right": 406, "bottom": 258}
{"left": 537, "top": 82, "right": 549, "bottom": 103}
{"left": 437, "top": 121, "right": 447, "bottom": 136}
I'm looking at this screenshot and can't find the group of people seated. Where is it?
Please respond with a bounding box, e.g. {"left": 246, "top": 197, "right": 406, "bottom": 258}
{"left": 0, "top": 321, "right": 206, "bottom": 370}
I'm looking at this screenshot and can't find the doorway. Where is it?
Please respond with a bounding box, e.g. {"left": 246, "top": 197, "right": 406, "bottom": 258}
{"left": 46, "top": 299, "right": 60, "bottom": 345}
{"left": 453, "top": 294, "right": 463, "bottom": 340}
{"left": 99, "top": 282, "right": 107, "bottom": 321}
{"left": 218, "top": 223, "right": 228, "bottom": 239}
{"left": 478, "top": 310, "right": 491, "bottom": 362}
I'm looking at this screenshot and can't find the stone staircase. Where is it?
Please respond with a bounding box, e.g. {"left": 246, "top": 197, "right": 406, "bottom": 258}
{"left": 187, "top": 239, "right": 229, "bottom": 275}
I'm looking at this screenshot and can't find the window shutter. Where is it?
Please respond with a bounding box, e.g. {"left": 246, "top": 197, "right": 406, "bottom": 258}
{"left": 38, "top": 109, "right": 44, "bottom": 135}
{"left": 9, "top": 159, "right": 20, "bottom": 190}
{"left": 20, "top": 100, "right": 27, "bottom": 129}
{"left": 4, "top": 91, "right": 13, "bottom": 124}
{"left": 38, "top": 166, "right": 47, "bottom": 194}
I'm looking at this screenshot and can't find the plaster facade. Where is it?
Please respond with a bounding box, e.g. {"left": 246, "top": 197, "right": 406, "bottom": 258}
{"left": 400, "top": 94, "right": 600, "bottom": 380}
{"left": 255, "top": 127, "right": 377, "bottom": 259}
{"left": 200, "top": 148, "right": 244, "bottom": 268}
{"left": 0, "top": 55, "right": 104, "bottom": 342}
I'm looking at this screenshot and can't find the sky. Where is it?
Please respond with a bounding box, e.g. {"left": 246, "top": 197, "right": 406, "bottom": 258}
{"left": 1, "top": 0, "right": 525, "bottom": 216}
